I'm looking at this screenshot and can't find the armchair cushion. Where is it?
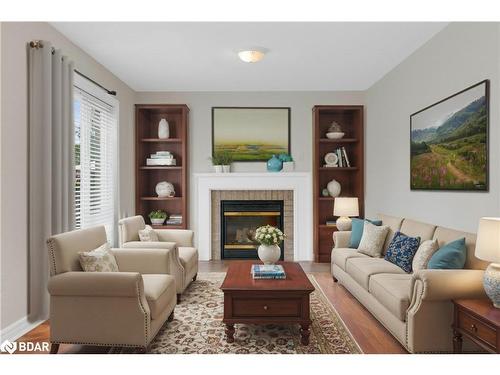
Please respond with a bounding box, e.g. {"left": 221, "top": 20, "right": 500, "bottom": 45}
{"left": 79, "top": 243, "right": 119, "bottom": 272}
{"left": 156, "top": 229, "right": 194, "bottom": 247}
{"left": 48, "top": 271, "right": 143, "bottom": 298}
{"left": 143, "top": 274, "right": 176, "bottom": 319}
{"left": 139, "top": 225, "right": 159, "bottom": 242}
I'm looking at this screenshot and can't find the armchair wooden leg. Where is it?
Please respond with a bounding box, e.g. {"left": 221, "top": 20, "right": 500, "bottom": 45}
{"left": 177, "top": 293, "right": 181, "bottom": 304}
{"left": 50, "top": 343, "right": 59, "bottom": 354}
{"left": 193, "top": 273, "right": 197, "bottom": 281}
{"left": 168, "top": 311, "right": 175, "bottom": 322}
{"left": 333, "top": 276, "right": 338, "bottom": 283}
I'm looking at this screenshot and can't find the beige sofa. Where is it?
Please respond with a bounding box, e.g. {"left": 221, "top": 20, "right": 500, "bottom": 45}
{"left": 331, "top": 213, "right": 488, "bottom": 353}
{"left": 118, "top": 215, "right": 198, "bottom": 302}
{"left": 47, "top": 226, "right": 177, "bottom": 353}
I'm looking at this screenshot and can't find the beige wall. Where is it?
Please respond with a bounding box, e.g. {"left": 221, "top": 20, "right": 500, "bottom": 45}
{"left": 135, "top": 91, "right": 365, "bottom": 237}
{"left": 365, "top": 23, "right": 500, "bottom": 232}
{"left": 0, "top": 22, "right": 135, "bottom": 331}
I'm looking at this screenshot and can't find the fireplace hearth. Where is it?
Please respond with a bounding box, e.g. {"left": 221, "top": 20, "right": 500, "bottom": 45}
{"left": 221, "top": 200, "right": 284, "bottom": 260}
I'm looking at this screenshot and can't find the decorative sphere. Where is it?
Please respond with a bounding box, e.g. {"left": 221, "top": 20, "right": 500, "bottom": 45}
{"left": 155, "top": 181, "right": 175, "bottom": 198}
{"left": 327, "top": 179, "right": 341, "bottom": 197}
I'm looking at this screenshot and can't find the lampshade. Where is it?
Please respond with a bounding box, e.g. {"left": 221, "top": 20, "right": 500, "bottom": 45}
{"left": 475, "top": 217, "right": 500, "bottom": 263}
{"left": 333, "top": 197, "right": 359, "bottom": 217}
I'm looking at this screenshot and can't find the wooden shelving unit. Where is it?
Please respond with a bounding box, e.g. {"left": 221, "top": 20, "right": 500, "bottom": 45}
{"left": 135, "top": 104, "right": 189, "bottom": 228}
{"left": 313, "top": 105, "right": 364, "bottom": 263}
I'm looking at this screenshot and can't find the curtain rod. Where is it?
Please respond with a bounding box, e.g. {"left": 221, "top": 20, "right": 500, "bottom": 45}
{"left": 29, "top": 40, "right": 117, "bottom": 96}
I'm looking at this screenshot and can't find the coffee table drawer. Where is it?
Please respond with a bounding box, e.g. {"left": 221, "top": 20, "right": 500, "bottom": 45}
{"left": 457, "top": 310, "right": 497, "bottom": 347}
{"left": 232, "top": 298, "right": 302, "bottom": 317}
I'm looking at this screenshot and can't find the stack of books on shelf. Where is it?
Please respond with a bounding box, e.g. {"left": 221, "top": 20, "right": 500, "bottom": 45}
{"left": 146, "top": 151, "right": 177, "bottom": 166}
{"left": 166, "top": 214, "right": 182, "bottom": 225}
{"left": 324, "top": 147, "right": 351, "bottom": 168}
{"left": 325, "top": 219, "right": 337, "bottom": 226}
{"left": 251, "top": 264, "right": 286, "bottom": 280}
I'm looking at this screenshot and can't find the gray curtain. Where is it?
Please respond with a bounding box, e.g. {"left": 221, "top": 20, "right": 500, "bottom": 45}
{"left": 28, "top": 41, "right": 75, "bottom": 321}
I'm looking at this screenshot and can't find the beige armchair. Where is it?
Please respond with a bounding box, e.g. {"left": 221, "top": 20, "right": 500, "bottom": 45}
{"left": 46, "top": 226, "right": 177, "bottom": 353}
{"left": 118, "top": 215, "right": 198, "bottom": 302}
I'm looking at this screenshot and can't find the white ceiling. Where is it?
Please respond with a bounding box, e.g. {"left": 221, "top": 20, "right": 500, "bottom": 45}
{"left": 52, "top": 22, "right": 447, "bottom": 92}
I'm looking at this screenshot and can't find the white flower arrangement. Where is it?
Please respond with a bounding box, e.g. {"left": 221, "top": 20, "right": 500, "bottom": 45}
{"left": 254, "top": 225, "right": 285, "bottom": 246}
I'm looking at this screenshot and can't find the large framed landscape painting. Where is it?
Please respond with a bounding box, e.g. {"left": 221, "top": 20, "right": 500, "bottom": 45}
{"left": 410, "top": 80, "right": 489, "bottom": 191}
{"left": 212, "top": 107, "right": 290, "bottom": 161}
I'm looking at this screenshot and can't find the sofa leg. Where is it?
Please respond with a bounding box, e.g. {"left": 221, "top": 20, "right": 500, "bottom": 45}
{"left": 332, "top": 276, "right": 338, "bottom": 283}
{"left": 50, "top": 343, "right": 59, "bottom": 354}
{"left": 193, "top": 273, "right": 197, "bottom": 282}
{"left": 168, "top": 311, "right": 175, "bottom": 322}
{"left": 177, "top": 293, "right": 181, "bottom": 304}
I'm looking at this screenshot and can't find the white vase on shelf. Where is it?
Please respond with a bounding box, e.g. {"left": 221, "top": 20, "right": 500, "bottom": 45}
{"left": 158, "top": 118, "right": 170, "bottom": 139}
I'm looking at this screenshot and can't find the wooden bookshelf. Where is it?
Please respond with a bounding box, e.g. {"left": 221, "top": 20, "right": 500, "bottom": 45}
{"left": 135, "top": 104, "right": 189, "bottom": 228}
{"left": 313, "top": 105, "right": 364, "bottom": 263}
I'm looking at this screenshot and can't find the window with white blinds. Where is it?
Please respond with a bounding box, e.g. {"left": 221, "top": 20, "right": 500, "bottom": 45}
{"left": 74, "top": 77, "right": 118, "bottom": 243}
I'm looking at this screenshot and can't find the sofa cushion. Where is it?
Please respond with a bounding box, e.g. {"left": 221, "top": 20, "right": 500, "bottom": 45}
{"left": 142, "top": 274, "right": 176, "bottom": 320}
{"left": 377, "top": 214, "right": 404, "bottom": 253}
{"left": 384, "top": 232, "right": 421, "bottom": 273}
{"left": 433, "top": 226, "right": 487, "bottom": 270}
{"left": 400, "top": 219, "right": 436, "bottom": 243}
{"left": 349, "top": 218, "right": 383, "bottom": 248}
{"left": 331, "top": 248, "right": 369, "bottom": 271}
{"left": 369, "top": 273, "right": 412, "bottom": 321}
{"left": 358, "top": 222, "right": 389, "bottom": 257}
{"left": 345, "top": 257, "right": 405, "bottom": 290}
{"left": 428, "top": 238, "right": 467, "bottom": 270}
{"left": 412, "top": 239, "right": 439, "bottom": 271}
{"left": 179, "top": 247, "right": 198, "bottom": 275}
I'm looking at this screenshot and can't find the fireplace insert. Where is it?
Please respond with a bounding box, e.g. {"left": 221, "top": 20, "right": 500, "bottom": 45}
{"left": 221, "top": 200, "right": 284, "bottom": 260}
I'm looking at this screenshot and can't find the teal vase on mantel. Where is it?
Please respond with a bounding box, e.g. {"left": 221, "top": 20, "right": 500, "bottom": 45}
{"left": 267, "top": 154, "right": 283, "bottom": 172}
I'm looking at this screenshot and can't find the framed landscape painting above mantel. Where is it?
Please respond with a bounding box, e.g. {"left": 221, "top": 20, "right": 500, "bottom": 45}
{"left": 410, "top": 80, "right": 489, "bottom": 191}
{"left": 212, "top": 107, "right": 290, "bottom": 161}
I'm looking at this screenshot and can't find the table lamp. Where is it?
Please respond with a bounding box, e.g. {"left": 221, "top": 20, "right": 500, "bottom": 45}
{"left": 333, "top": 197, "right": 359, "bottom": 231}
{"left": 475, "top": 217, "right": 500, "bottom": 308}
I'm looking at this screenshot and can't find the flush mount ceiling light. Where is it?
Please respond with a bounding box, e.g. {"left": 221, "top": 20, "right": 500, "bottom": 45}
{"left": 238, "top": 49, "right": 266, "bottom": 63}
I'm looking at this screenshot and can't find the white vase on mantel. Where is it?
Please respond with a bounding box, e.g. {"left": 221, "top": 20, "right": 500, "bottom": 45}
{"left": 213, "top": 165, "right": 223, "bottom": 173}
{"left": 158, "top": 118, "right": 170, "bottom": 139}
{"left": 258, "top": 244, "right": 281, "bottom": 265}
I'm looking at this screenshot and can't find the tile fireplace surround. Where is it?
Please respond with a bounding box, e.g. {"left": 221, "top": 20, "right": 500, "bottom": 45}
{"left": 193, "top": 172, "right": 313, "bottom": 261}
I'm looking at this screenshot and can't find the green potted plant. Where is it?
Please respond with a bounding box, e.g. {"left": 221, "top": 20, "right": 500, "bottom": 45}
{"left": 148, "top": 210, "right": 168, "bottom": 225}
{"left": 210, "top": 151, "right": 233, "bottom": 173}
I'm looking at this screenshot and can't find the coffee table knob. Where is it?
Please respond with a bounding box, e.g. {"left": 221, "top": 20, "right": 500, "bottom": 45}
{"left": 263, "top": 305, "right": 268, "bottom": 310}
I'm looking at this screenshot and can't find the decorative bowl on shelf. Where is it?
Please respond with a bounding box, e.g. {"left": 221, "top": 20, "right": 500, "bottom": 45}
{"left": 150, "top": 218, "right": 166, "bottom": 225}
{"left": 326, "top": 132, "right": 345, "bottom": 139}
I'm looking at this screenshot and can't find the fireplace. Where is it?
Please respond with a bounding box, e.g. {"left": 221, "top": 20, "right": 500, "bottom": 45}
{"left": 221, "top": 200, "right": 284, "bottom": 260}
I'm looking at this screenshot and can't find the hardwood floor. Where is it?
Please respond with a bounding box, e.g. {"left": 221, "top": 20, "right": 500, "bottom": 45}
{"left": 17, "top": 261, "right": 406, "bottom": 354}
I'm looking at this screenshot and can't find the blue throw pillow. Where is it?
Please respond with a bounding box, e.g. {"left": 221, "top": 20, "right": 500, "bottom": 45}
{"left": 384, "top": 232, "right": 421, "bottom": 273}
{"left": 349, "top": 218, "right": 383, "bottom": 248}
{"left": 427, "top": 238, "right": 466, "bottom": 270}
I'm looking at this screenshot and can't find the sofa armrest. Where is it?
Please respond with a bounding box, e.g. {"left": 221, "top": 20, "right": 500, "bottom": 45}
{"left": 113, "top": 248, "right": 172, "bottom": 274}
{"left": 333, "top": 231, "right": 351, "bottom": 248}
{"left": 48, "top": 271, "right": 143, "bottom": 297}
{"left": 412, "top": 269, "right": 486, "bottom": 302}
{"left": 155, "top": 229, "right": 194, "bottom": 247}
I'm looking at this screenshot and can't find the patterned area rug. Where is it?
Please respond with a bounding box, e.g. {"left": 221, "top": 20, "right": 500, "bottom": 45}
{"left": 122, "top": 272, "right": 361, "bottom": 354}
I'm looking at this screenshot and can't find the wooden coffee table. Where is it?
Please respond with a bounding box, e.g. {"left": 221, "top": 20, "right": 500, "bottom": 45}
{"left": 220, "top": 261, "right": 315, "bottom": 345}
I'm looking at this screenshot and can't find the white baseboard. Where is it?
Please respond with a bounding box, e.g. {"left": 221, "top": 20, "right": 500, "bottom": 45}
{"left": 0, "top": 316, "right": 44, "bottom": 342}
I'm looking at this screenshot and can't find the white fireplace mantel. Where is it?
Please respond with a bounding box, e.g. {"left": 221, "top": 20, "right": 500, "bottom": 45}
{"left": 193, "top": 172, "right": 313, "bottom": 261}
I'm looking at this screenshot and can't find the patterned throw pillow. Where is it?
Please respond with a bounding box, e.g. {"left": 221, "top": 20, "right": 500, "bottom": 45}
{"left": 357, "top": 222, "right": 389, "bottom": 257}
{"left": 384, "top": 232, "right": 421, "bottom": 273}
{"left": 79, "top": 243, "right": 119, "bottom": 272}
{"left": 139, "top": 225, "right": 159, "bottom": 242}
{"left": 412, "top": 239, "right": 439, "bottom": 271}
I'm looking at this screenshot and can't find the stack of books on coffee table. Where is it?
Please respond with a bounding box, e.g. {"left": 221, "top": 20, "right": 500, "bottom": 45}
{"left": 251, "top": 264, "right": 286, "bottom": 280}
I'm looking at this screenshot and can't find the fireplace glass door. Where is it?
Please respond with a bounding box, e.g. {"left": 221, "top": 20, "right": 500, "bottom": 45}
{"left": 221, "top": 200, "right": 284, "bottom": 259}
